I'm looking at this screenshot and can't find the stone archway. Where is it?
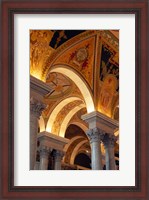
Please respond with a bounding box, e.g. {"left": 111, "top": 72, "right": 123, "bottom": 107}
{"left": 50, "top": 65, "right": 95, "bottom": 113}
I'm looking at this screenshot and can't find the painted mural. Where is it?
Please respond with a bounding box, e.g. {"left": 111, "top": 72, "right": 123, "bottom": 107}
{"left": 30, "top": 30, "right": 54, "bottom": 80}
{"left": 45, "top": 72, "right": 73, "bottom": 99}
{"left": 53, "top": 37, "right": 95, "bottom": 88}
{"left": 98, "top": 42, "right": 119, "bottom": 116}
{"left": 49, "top": 30, "right": 85, "bottom": 49}
{"left": 100, "top": 45, "right": 119, "bottom": 91}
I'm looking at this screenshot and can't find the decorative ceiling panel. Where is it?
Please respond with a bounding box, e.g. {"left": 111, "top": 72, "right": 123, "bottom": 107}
{"left": 52, "top": 36, "right": 96, "bottom": 89}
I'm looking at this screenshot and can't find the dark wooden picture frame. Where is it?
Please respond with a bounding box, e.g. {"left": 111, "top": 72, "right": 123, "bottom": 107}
{"left": 1, "top": 0, "right": 148, "bottom": 199}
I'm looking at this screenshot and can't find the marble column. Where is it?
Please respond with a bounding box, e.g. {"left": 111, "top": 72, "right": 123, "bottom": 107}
{"left": 53, "top": 150, "right": 64, "bottom": 170}
{"left": 102, "top": 133, "right": 117, "bottom": 170}
{"left": 39, "top": 146, "right": 50, "bottom": 170}
{"left": 30, "top": 97, "right": 46, "bottom": 170}
{"left": 86, "top": 128, "right": 103, "bottom": 170}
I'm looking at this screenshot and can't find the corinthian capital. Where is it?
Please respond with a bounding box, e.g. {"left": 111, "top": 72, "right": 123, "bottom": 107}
{"left": 86, "top": 128, "right": 105, "bottom": 143}
{"left": 39, "top": 145, "right": 50, "bottom": 158}
{"left": 102, "top": 133, "right": 117, "bottom": 148}
{"left": 53, "top": 150, "right": 65, "bottom": 161}
{"left": 30, "top": 97, "right": 46, "bottom": 118}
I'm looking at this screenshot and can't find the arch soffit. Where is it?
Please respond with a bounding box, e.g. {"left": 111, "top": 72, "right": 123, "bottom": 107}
{"left": 50, "top": 65, "right": 95, "bottom": 113}
{"left": 70, "top": 140, "right": 89, "bottom": 165}
{"left": 46, "top": 96, "right": 83, "bottom": 132}
{"left": 63, "top": 136, "right": 85, "bottom": 153}
{"left": 69, "top": 122, "right": 88, "bottom": 133}
{"left": 59, "top": 104, "right": 85, "bottom": 138}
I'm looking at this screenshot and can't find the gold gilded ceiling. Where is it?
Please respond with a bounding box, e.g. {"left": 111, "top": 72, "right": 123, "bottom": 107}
{"left": 51, "top": 36, "right": 95, "bottom": 88}
{"left": 30, "top": 30, "right": 119, "bottom": 123}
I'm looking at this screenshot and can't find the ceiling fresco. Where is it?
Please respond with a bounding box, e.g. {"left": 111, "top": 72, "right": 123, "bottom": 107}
{"left": 52, "top": 36, "right": 96, "bottom": 88}
{"left": 100, "top": 44, "right": 119, "bottom": 91}
{"left": 45, "top": 72, "right": 73, "bottom": 99}
{"left": 30, "top": 29, "right": 119, "bottom": 137}
{"left": 30, "top": 29, "right": 119, "bottom": 170}
{"left": 30, "top": 30, "right": 54, "bottom": 80}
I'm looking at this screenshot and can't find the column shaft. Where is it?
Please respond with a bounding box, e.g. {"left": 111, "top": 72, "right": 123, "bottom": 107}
{"left": 103, "top": 134, "right": 116, "bottom": 170}
{"left": 30, "top": 97, "right": 46, "bottom": 170}
{"left": 53, "top": 150, "right": 64, "bottom": 170}
{"left": 91, "top": 141, "right": 102, "bottom": 170}
{"left": 86, "top": 128, "right": 103, "bottom": 170}
{"left": 30, "top": 114, "right": 38, "bottom": 170}
{"left": 39, "top": 146, "right": 49, "bottom": 170}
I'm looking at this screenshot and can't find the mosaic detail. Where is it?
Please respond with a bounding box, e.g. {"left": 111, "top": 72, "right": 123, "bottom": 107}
{"left": 51, "top": 100, "right": 83, "bottom": 135}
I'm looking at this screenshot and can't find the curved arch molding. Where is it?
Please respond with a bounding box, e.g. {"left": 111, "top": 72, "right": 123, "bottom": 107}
{"left": 59, "top": 104, "right": 85, "bottom": 137}
{"left": 50, "top": 66, "right": 95, "bottom": 113}
{"left": 46, "top": 97, "right": 83, "bottom": 132}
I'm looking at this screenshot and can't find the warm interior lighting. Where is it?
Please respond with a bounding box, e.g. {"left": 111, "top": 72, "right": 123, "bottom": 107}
{"left": 59, "top": 104, "right": 85, "bottom": 137}
{"left": 50, "top": 66, "right": 95, "bottom": 113}
{"left": 46, "top": 97, "right": 83, "bottom": 132}
{"left": 38, "top": 116, "right": 45, "bottom": 132}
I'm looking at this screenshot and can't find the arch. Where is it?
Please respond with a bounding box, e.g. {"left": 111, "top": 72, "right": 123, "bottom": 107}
{"left": 69, "top": 122, "right": 88, "bottom": 133}
{"left": 63, "top": 136, "right": 85, "bottom": 153}
{"left": 38, "top": 116, "right": 45, "bottom": 132}
{"left": 59, "top": 104, "right": 85, "bottom": 137}
{"left": 74, "top": 153, "right": 91, "bottom": 169}
{"left": 46, "top": 97, "right": 83, "bottom": 132}
{"left": 70, "top": 139, "right": 88, "bottom": 165}
{"left": 63, "top": 136, "right": 85, "bottom": 162}
{"left": 50, "top": 65, "right": 95, "bottom": 113}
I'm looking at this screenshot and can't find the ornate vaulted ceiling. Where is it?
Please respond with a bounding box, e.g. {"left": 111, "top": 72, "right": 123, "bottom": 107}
{"left": 31, "top": 30, "right": 119, "bottom": 169}
{"left": 30, "top": 29, "right": 119, "bottom": 137}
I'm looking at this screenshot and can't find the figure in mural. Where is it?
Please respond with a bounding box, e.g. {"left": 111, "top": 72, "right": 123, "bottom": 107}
{"left": 99, "top": 74, "right": 117, "bottom": 115}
